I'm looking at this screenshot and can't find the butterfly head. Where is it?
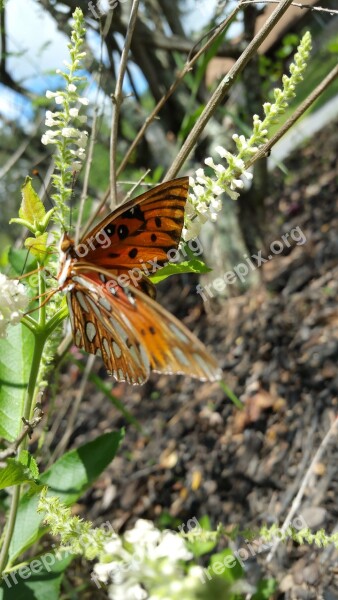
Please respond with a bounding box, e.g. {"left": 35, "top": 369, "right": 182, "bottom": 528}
{"left": 60, "top": 232, "right": 74, "bottom": 254}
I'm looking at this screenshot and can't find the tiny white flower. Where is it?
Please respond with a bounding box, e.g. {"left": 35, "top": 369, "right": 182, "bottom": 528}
{"left": 154, "top": 531, "right": 192, "bottom": 561}
{"left": 0, "top": 274, "right": 29, "bottom": 338}
{"left": 61, "top": 127, "right": 77, "bottom": 138}
{"left": 46, "top": 90, "right": 57, "bottom": 99}
{"left": 78, "top": 97, "right": 89, "bottom": 105}
{"left": 55, "top": 95, "right": 64, "bottom": 104}
{"left": 124, "top": 519, "right": 161, "bottom": 547}
{"left": 75, "top": 131, "right": 88, "bottom": 147}
{"left": 68, "top": 83, "right": 77, "bottom": 92}
{"left": 69, "top": 107, "right": 79, "bottom": 117}
{"left": 41, "top": 130, "right": 59, "bottom": 145}
{"left": 193, "top": 184, "right": 205, "bottom": 198}
{"left": 182, "top": 221, "right": 201, "bottom": 241}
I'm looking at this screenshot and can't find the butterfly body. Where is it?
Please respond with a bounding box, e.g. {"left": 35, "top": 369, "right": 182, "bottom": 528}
{"left": 57, "top": 178, "right": 222, "bottom": 384}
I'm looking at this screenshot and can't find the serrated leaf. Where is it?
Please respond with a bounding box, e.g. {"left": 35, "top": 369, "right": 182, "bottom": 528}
{"left": 0, "top": 324, "right": 34, "bottom": 442}
{"left": 150, "top": 259, "right": 211, "bottom": 284}
{"left": 19, "top": 178, "right": 46, "bottom": 231}
{"left": 24, "top": 234, "right": 48, "bottom": 262}
{"left": 0, "top": 553, "right": 73, "bottom": 600}
{"left": 8, "top": 430, "right": 124, "bottom": 563}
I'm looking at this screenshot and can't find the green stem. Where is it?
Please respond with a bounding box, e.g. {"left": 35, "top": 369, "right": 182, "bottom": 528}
{"left": 0, "top": 331, "right": 46, "bottom": 575}
{"left": 0, "top": 260, "right": 50, "bottom": 575}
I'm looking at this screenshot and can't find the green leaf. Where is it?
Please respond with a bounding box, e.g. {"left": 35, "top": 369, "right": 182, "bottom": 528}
{"left": 0, "top": 324, "right": 35, "bottom": 442}
{"left": 18, "top": 178, "right": 46, "bottom": 233}
{"left": 8, "top": 430, "right": 124, "bottom": 564}
{"left": 18, "top": 450, "right": 39, "bottom": 479}
{"left": 0, "top": 553, "right": 73, "bottom": 600}
{"left": 150, "top": 259, "right": 211, "bottom": 284}
{"left": 0, "top": 459, "right": 36, "bottom": 490}
{"left": 7, "top": 248, "right": 37, "bottom": 277}
{"left": 24, "top": 234, "right": 48, "bottom": 262}
{"left": 219, "top": 381, "right": 243, "bottom": 409}
{"left": 251, "top": 578, "right": 277, "bottom": 599}
{"left": 209, "top": 548, "right": 243, "bottom": 582}
{"left": 187, "top": 517, "right": 217, "bottom": 557}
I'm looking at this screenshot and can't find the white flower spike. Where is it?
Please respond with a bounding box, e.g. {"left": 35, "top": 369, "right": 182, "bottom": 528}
{"left": 0, "top": 274, "right": 29, "bottom": 339}
{"left": 183, "top": 32, "right": 312, "bottom": 241}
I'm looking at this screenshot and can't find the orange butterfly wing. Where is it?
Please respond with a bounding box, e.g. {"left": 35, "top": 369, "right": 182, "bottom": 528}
{"left": 79, "top": 177, "right": 189, "bottom": 274}
{"left": 68, "top": 270, "right": 221, "bottom": 384}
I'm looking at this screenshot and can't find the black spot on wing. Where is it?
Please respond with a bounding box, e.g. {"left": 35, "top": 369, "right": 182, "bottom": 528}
{"left": 123, "top": 205, "right": 144, "bottom": 220}
{"left": 118, "top": 225, "right": 129, "bottom": 240}
{"left": 104, "top": 224, "right": 116, "bottom": 236}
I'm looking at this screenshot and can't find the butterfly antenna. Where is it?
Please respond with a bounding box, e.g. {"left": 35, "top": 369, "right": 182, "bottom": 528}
{"left": 21, "top": 248, "right": 31, "bottom": 277}
{"left": 24, "top": 288, "right": 59, "bottom": 316}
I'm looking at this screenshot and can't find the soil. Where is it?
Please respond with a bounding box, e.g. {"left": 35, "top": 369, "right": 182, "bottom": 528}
{"left": 47, "top": 119, "right": 338, "bottom": 599}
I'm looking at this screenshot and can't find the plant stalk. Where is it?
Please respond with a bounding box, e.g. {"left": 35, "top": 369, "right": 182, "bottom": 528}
{"left": 0, "top": 262, "right": 48, "bottom": 575}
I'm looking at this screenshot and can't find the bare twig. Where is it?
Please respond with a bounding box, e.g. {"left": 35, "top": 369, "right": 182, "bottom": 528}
{"left": 0, "top": 406, "right": 43, "bottom": 466}
{"left": 246, "top": 63, "right": 338, "bottom": 168}
{"left": 164, "top": 0, "right": 294, "bottom": 180}
{"left": 110, "top": 0, "right": 140, "bottom": 208}
{"left": 266, "top": 415, "right": 338, "bottom": 562}
{"left": 0, "top": 118, "right": 43, "bottom": 180}
{"left": 122, "top": 169, "right": 151, "bottom": 202}
{"left": 242, "top": 0, "right": 338, "bottom": 15}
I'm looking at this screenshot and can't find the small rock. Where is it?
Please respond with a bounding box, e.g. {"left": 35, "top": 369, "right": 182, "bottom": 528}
{"left": 301, "top": 506, "right": 327, "bottom": 529}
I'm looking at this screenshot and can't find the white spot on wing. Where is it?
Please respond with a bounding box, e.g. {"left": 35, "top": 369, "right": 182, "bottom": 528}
{"left": 76, "top": 291, "right": 90, "bottom": 313}
{"left": 113, "top": 341, "right": 122, "bottom": 358}
{"left": 99, "top": 297, "right": 111, "bottom": 311}
{"left": 103, "top": 338, "right": 110, "bottom": 357}
{"left": 129, "top": 345, "right": 141, "bottom": 366}
{"left": 139, "top": 345, "right": 149, "bottom": 369}
{"left": 173, "top": 347, "right": 190, "bottom": 366}
{"left": 169, "top": 323, "right": 189, "bottom": 343}
{"left": 75, "top": 329, "right": 82, "bottom": 346}
{"left": 68, "top": 300, "right": 75, "bottom": 328}
{"left": 87, "top": 298, "right": 102, "bottom": 319}
{"left": 86, "top": 322, "right": 96, "bottom": 342}
{"left": 110, "top": 317, "right": 129, "bottom": 343}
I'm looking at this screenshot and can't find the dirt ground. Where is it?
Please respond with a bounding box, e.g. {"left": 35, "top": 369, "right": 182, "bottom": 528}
{"left": 49, "top": 119, "right": 338, "bottom": 599}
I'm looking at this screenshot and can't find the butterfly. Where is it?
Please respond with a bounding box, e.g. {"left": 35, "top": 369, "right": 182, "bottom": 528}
{"left": 57, "top": 177, "right": 222, "bottom": 385}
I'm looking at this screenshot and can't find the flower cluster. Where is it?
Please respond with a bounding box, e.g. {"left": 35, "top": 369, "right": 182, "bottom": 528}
{"left": 93, "top": 519, "right": 205, "bottom": 600}
{"left": 183, "top": 31, "right": 312, "bottom": 241}
{"left": 37, "top": 488, "right": 111, "bottom": 561}
{"left": 42, "top": 7, "right": 88, "bottom": 228}
{"left": 0, "top": 274, "right": 29, "bottom": 338}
